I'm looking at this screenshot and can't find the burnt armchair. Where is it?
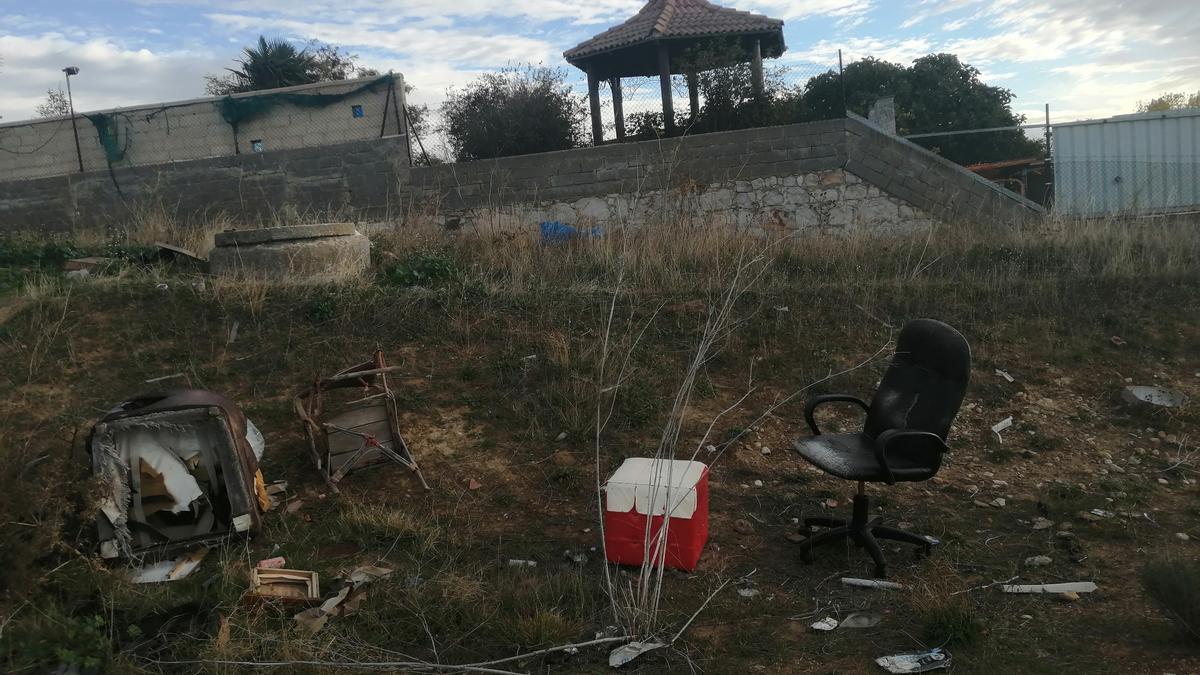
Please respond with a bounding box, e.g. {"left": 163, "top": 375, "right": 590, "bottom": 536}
{"left": 792, "top": 319, "right": 971, "bottom": 578}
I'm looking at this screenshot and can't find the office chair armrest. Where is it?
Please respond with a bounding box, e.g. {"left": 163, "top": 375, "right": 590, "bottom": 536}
{"left": 873, "top": 429, "right": 948, "bottom": 485}
{"left": 804, "top": 394, "right": 870, "bottom": 435}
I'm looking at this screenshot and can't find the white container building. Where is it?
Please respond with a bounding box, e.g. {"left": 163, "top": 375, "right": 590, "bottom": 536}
{"left": 1053, "top": 108, "right": 1200, "bottom": 216}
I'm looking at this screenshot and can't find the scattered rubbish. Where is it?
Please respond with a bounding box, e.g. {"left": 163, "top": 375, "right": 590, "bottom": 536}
{"left": 876, "top": 648, "right": 952, "bottom": 673}
{"left": 737, "top": 588, "right": 761, "bottom": 598}
{"left": 991, "top": 416, "right": 1014, "bottom": 442}
{"left": 1089, "top": 509, "right": 1115, "bottom": 519}
{"left": 1025, "top": 555, "right": 1053, "bottom": 567}
{"left": 257, "top": 557, "right": 287, "bottom": 570}
{"left": 564, "top": 550, "right": 589, "bottom": 565}
{"left": 995, "top": 369, "right": 1015, "bottom": 383}
{"left": 608, "top": 640, "right": 667, "bottom": 668}
{"left": 155, "top": 242, "right": 207, "bottom": 271}
{"left": 508, "top": 559, "right": 538, "bottom": 568}
{"left": 811, "top": 617, "right": 839, "bottom": 631}
{"left": 555, "top": 431, "right": 568, "bottom": 441}
{"left": 840, "top": 612, "right": 884, "bottom": 629}
{"left": 144, "top": 372, "right": 188, "bottom": 385}
{"left": 1001, "top": 582, "right": 1098, "bottom": 594}
{"left": 467, "top": 478, "right": 483, "bottom": 491}
{"left": 540, "top": 221, "right": 603, "bottom": 245}
{"left": 604, "top": 458, "right": 709, "bottom": 572}
{"left": 63, "top": 256, "right": 112, "bottom": 272}
{"left": 285, "top": 499, "right": 305, "bottom": 514}
{"left": 155, "top": 282, "right": 170, "bottom": 291}
{"left": 227, "top": 321, "right": 240, "bottom": 345}
{"left": 1109, "top": 335, "right": 1127, "bottom": 347}
{"left": 295, "top": 586, "right": 351, "bottom": 633}
{"left": 346, "top": 565, "right": 394, "bottom": 586}
{"left": 90, "top": 390, "right": 266, "bottom": 561}
{"left": 1058, "top": 591, "right": 1081, "bottom": 602}
{"left": 753, "top": 480, "right": 764, "bottom": 488}
{"left": 1032, "top": 517, "right": 1054, "bottom": 530}
{"left": 1175, "top": 532, "right": 1191, "bottom": 542}
{"left": 251, "top": 568, "right": 321, "bottom": 602}
{"left": 1120, "top": 385, "right": 1188, "bottom": 408}
{"left": 842, "top": 578, "right": 906, "bottom": 591}
{"left": 824, "top": 498, "right": 839, "bottom": 508}
{"left": 295, "top": 350, "right": 428, "bottom": 493}
{"left": 129, "top": 546, "right": 209, "bottom": 584}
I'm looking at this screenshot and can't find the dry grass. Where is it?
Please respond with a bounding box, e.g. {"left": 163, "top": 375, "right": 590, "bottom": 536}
{"left": 0, "top": 207, "right": 1197, "bottom": 672}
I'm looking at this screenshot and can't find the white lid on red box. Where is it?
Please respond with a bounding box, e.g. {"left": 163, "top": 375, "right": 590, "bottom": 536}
{"left": 605, "top": 458, "right": 707, "bottom": 518}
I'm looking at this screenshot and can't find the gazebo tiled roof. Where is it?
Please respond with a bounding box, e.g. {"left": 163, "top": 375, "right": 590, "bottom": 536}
{"left": 564, "top": 0, "right": 784, "bottom": 61}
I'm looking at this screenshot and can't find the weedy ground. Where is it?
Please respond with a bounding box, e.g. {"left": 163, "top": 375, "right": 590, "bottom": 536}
{"left": 0, "top": 212, "right": 1197, "bottom": 674}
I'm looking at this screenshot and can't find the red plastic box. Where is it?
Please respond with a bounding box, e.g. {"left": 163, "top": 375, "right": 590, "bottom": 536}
{"left": 604, "top": 458, "right": 709, "bottom": 572}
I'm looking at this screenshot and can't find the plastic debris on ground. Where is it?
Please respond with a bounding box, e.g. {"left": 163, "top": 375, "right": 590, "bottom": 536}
{"left": 129, "top": 547, "right": 209, "bottom": 584}
{"left": 842, "top": 577, "right": 906, "bottom": 591}
{"left": 1120, "top": 385, "right": 1188, "bottom": 408}
{"left": 811, "top": 617, "right": 839, "bottom": 631}
{"left": 991, "top": 416, "right": 1014, "bottom": 441}
{"left": 876, "top": 648, "right": 952, "bottom": 673}
{"left": 540, "top": 221, "right": 603, "bottom": 245}
{"left": 1001, "top": 582, "right": 1098, "bottom": 594}
{"left": 995, "top": 369, "right": 1015, "bottom": 383}
{"left": 256, "top": 557, "right": 287, "bottom": 569}
{"left": 294, "top": 565, "right": 394, "bottom": 633}
{"left": 608, "top": 640, "right": 667, "bottom": 668}
{"left": 840, "top": 611, "right": 884, "bottom": 628}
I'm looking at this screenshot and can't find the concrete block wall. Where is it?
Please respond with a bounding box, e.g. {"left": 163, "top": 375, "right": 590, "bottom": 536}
{"left": 409, "top": 118, "right": 1043, "bottom": 228}
{"left": 0, "top": 136, "right": 409, "bottom": 232}
{"left": 0, "top": 76, "right": 404, "bottom": 182}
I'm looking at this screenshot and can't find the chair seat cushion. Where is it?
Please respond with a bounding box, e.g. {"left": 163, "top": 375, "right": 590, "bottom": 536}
{"left": 793, "top": 434, "right": 936, "bottom": 483}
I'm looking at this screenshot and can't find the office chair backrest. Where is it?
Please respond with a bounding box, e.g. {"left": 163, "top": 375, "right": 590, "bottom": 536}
{"left": 864, "top": 319, "right": 971, "bottom": 441}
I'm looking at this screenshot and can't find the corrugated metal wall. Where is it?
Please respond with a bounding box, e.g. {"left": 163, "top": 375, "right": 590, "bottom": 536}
{"left": 1053, "top": 109, "right": 1200, "bottom": 216}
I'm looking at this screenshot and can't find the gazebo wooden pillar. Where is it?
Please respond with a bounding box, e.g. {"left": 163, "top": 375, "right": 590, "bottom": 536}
{"left": 564, "top": 0, "right": 786, "bottom": 144}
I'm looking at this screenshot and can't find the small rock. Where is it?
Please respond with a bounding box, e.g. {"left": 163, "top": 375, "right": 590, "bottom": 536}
{"left": 733, "top": 519, "right": 755, "bottom": 535}
{"left": 754, "top": 480, "right": 764, "bottom": 488}
{"left": 467, "top": 479, "right": 483, "bottom": 491}
{"left": 1057, "top": 591, "right": 1081, "bottom": 602}
{"left": 1025, "top": 555, "right": 1053, "bottom": 567}
{"left": 555, "top": 431, "right": 568, "bottom": 442}
{"left": 990, "top": 498, "right": 1007, "bottom": 508}
{"left": 761, "top": 447, "right": 772, "bottom": 455}
{"left": 824, "top": 499, "right": 839, "bottom": 508}
{"left": 897, "top": 521, "right": 914, "bottom": 530}
{"left": 1056, "top": 531, "right": 1076, "bottom": 540}
{"left": 1032, "top": 517, "right": 1054, "bottom": 530}
{"left": 973, "top": 500, "right": 992, "bottom": 508}
{"left": 737, "top": 588, "right": 761, "bottom": 599}
{"left": 1020, "top": 614, "right": 1034, "bottom": 620}
{"left": 1177, "top": 533, "right": 1191, "bottom": 542}
{"left": 706, "top": 444, "right": 718, "bottom": 454}
{"left": 1157, "top": 478, "right": 1169, "bottom": 485}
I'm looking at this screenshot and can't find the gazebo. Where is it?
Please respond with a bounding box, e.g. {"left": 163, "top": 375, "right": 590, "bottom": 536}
{"left": 564, "top": 0, "right": 786, "bottom": 144}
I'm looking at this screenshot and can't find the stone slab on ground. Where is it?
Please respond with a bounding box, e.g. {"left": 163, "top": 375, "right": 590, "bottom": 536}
{"left": 214, "top": 223, "right": 358, "bottom": 247}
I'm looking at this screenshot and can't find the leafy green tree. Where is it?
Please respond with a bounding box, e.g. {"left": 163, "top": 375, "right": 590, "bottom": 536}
{"left": 441, "top": 65, "right": 586, "bottom": 161}
{"left": 203, "top": 37, "right": 381, "bottom": 96}
{"left": 1137, "top": 91, "right": 1200, "bottom": 112}
{"left": 802, "top": 53, "right": 1040, "bottom": 165}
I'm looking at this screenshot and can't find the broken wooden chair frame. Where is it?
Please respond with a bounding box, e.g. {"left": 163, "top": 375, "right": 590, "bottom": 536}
{"left": 294, "top": 351, "right": 429, "bottom": 493}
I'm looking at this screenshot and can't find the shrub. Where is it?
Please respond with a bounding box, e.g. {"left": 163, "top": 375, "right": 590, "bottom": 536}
{"left": 441, "top": 65, "right": 586, "bottom": 161}
{"left": 1141, "top": 559, "right": 1200, "bottom": 643}
{"left": 381, "top": 251, "right": 458, "bottom": 288}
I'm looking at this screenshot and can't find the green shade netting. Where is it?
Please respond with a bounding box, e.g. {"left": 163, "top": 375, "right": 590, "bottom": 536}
{"left": 84, "top": 112, "right": 131, "bottom": 164}
{"left": 217, "top": 74, "right": 397, "bottom": 130}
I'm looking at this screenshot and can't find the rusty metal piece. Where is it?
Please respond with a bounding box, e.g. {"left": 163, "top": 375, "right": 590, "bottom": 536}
{"left": 294, "top": 351, "right": 429, "bottom": 492}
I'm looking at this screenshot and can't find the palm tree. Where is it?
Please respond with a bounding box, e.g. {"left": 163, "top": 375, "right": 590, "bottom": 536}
{"left": 226, "top": 36, "right": 318, "bottom": 93}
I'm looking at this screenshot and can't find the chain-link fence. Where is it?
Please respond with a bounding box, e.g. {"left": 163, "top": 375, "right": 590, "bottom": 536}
{"left": 0, "top": 75, "right": 406, "bottom": 183}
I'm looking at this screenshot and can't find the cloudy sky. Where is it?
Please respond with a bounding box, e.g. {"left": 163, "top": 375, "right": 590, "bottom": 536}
{"left": 1, "top": 0, "right": 1197, "bottom": 125}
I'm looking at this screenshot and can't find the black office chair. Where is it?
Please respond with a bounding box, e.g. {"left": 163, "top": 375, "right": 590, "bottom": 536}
{"left": 792, "top": 319, "right": 971, "bottom": 578}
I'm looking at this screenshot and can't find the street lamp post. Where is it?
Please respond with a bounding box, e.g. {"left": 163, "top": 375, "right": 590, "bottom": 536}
{"left": 63, "top": 66, "right": 84, "bottom": 173}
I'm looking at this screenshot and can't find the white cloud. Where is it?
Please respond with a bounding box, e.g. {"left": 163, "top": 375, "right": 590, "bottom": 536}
{"left": 0, "top": 33, "right": 225, "bottom": 122}
{"left": 745, "top": 0, "right": 873, "bottom": 22}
